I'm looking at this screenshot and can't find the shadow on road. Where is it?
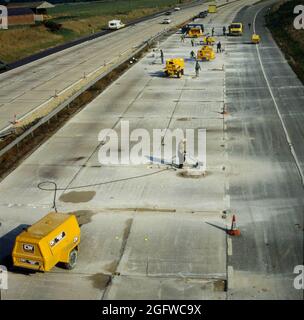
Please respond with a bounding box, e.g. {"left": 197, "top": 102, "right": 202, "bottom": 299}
{"left": 0, "top": 224, "right": 36, "bottom": 274}
{"left": 205, "top": 222, "right": 227, "bottom": 233}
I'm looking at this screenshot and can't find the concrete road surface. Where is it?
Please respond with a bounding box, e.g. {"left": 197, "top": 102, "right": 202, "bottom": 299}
{"left": 0, "top": 0, "right": 303, "bottom": 300}
{"left": 224, "top": 0, "right": 304, "bottom": 299}
{"left": 0, "top": 0, "right": 237, "bottom": 133}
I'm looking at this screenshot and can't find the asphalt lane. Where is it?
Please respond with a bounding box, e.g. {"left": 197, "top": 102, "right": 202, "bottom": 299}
{"left": 225, "top": 0, "right": 304, "bottom": 299}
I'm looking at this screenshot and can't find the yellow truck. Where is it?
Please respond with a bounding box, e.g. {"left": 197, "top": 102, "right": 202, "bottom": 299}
{"left": 208, "top": 4, "right": 217, "bottom": 13}
{"left": 187, "top": 27, "right": 203, "bottom": 38}
{"left": 12, "top": 212, "right": 81, "bottom": 272}
{"left": 251, "top": 33, "right": 260, "bottom": 44}
{"left": 165, "top": 58, "right": 185, "bottom": 78}
{"left": 228, "top": 22, "right": 243, "bottom": 36}
{"left": 197, "top": 46, "right": 216, "bottom": 61}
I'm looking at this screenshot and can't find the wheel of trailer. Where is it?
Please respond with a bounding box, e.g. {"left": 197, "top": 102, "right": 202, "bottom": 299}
{"left": 65, "top": 249, "right": 78, "bottom": 270}
{"left": 177, "top": 72, "right": 181, "bottom": 78}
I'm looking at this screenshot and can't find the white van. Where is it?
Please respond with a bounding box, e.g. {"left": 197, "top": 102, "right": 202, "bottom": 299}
{"left": 163, "top": 18, "right": 172, "bottom": 24}
{"left": 108, "top": 20, "right": 125, "bottom": 30}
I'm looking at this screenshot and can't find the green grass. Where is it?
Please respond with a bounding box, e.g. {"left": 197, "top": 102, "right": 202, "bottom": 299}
{"left": 49, "top": 0, "right": 186, "bottom": 18}
{"left": 54, "top": 27, "right": 79, "bottom": 40}
{"left": 266, "top": 0, "right": 304, "bottom": 83}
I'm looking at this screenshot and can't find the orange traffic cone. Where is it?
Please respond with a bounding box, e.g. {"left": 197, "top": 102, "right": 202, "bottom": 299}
{"left": 221, "top": 104, "right": 229, "bottom": 115}
{"left": 227, "top": 214, "right": 241, "bottom": 236}
{"left": 10, "top": 114, "right": 19, "bottom": 125}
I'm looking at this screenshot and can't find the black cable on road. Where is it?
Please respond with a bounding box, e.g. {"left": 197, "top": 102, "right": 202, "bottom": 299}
{"left": 37, "top": 167, "right": 170, "bottom": 193}
{"left": 38, "top": 181, "right": 58, "bottom": 212}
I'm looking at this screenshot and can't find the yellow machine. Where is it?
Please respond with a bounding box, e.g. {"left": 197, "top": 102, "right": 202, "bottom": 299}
{"left": 12, "top": 212, "right": 81, "bottom": 272}
{"left": 197, "top": 46, "right": 216, "bottom": 61}
{"left": 251, "top": 33, "right": 260, "bottom": 44}
{"left": 208, "top": 4, "right": 217, "bottom": 13}
{"left": 228, "top": 22, "right": 243, "bottom": 36}
{"left": 187, "top": 27, "right": 203, "bottom": 38}
{"left": 165, "top": 58, "right": 185, "bottom": 78}
{"left": 202, "top": 36, "right": 216, "bottom": 45}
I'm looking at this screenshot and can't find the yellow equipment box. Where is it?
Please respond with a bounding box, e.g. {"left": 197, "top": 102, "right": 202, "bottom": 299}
{"left": 251, "top": 33, "right": 260, "bottom": 44}
{"left": 208, "top": 4, "right": 217, "bottom": 13}
{"left": 165, "top": 58, "right": 185, "bottom": 78}
{"left": 197, "top": 46, "right": 216, "bottom": 61}
{"left": 228, "top": 22, "right": 243, "bottom": 36}
{"left": 187, "top": 27, "right": 203, "bottom": 38}
{"left": 202, "top": 36, "right": 216, "bottom": 45}
{"left": 12, "top": 212, "right": 81, "bottom": 272}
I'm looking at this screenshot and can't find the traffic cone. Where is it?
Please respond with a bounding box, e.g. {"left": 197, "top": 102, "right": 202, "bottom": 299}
{"left": 10, "top": 114, "right": 19, "bottom": 125}
{"left": 221, "top": 104, "right": 229, "bottom": 115}
{"left": 227, "top": 214, "right": 241, "bottom": 236}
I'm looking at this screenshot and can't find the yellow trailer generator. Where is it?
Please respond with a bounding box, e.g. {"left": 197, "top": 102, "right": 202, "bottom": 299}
{"left": 251, "top": 33, "right": 260, "bottom": 44}
{"left": 228, "top": 22, "right": 243, "bottom": 36}
{"left": 12, "top": 212, "right": 81, "bottom": 272}
{"left": 208, "top": 4, "right": 217, "bottom": 13}
{"left": 187, "top": 27, "right": 203, "bottom": 38}
{"left": 165, "top": 58, "right": 185, "bottom": 78}
{"left": 197, "top": 46, "right": 216, "bottom": 61}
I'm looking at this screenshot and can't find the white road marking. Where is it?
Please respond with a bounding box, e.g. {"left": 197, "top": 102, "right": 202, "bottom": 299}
{"left": 224, "top": 195, "right": 231, "bottom": 208}
{"left": 263, "top": 229, "right": 268, "bottom": 245}
{"left": 225, "top": 181, "right": 230, "bottom": 192}
{"left": 228, "top": 237, "right": 233, "bottom": 256}
{"left": 227, "top": 265, "right": 234, "bottom": 289}
{"left": 253, "top": 7, "right": 304, "bottom": 187}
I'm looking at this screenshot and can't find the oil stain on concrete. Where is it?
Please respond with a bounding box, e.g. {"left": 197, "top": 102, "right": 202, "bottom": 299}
{"left": 89, "top": 273, "right": 111, "bottom": 290}
{"left": 59, "top": 191, "right": 96, "bottom": 203}
{"left": 69, "top": 210, "right": 96, "bottom": 226}
{"left": 177, "top": 171, "right": 208, "bottom": 179}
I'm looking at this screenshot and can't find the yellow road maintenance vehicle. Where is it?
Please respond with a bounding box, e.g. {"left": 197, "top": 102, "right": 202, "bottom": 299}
{"left": 251, "top": 33, "right": 260, "bottom": 44}
{"left": 12, "top": 212, "right": 81, "bottom": 272}
{"left": 202, "top": 36, "right": 216, "bottom": 45}
{"left": 228, "top": 22, "right": 243, "bottom": 36}
{"left": 187, "top": 27, "right": 203, "bottom": 38}
{"left": 208, "top": 4, "right": 217, "bottom": 13}
{"left": 197, "top": 46, "right": 216, "bottom": 61}
{"left": 165, "top": 58, "right": 185, "bottom": 78}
